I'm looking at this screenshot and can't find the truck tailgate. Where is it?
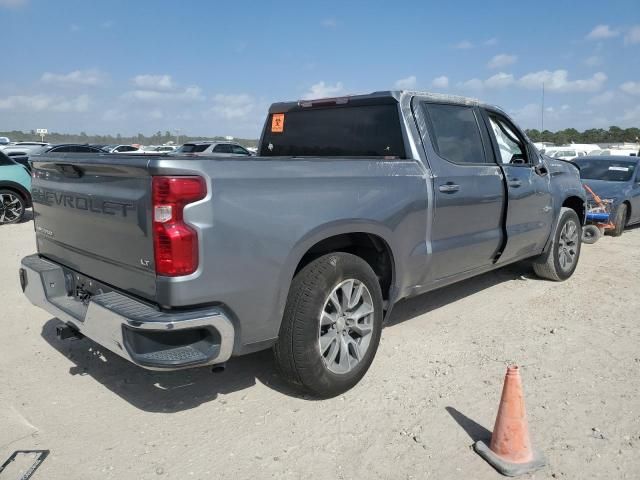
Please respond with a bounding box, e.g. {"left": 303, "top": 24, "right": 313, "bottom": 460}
{"left": 31, "top": 156, "right": 157, "bottom": 301}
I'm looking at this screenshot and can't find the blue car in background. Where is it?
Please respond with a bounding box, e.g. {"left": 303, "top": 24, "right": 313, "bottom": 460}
{"left": 0, "top": 150, "right": 31, "bottom": 224}
{"left": 574, "top": 156, "right": 640, "bottom": 237}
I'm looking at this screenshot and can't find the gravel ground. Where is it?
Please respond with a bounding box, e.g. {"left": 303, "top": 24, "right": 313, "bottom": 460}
{"left": 1, "top": 215, "right": 639, "bottom": 479}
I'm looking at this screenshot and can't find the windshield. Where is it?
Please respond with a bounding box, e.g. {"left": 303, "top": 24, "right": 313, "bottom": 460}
{"left": 574, "top": 159, "right": 637, "bottom": 182}
{"left": 260, "top": 103, "right": 406, "bottom": 158}
{"left": 176, "top": 144, "right": 210, "bottom": 153}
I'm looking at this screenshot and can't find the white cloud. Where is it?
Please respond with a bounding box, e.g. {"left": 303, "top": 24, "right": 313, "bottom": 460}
{"left": 453, "top": 40, "right": 474, "bottom": 49}
{"left": 620, "top": 81, "right": 640, "bottom": 96}
{"left": 123, "top": 86, "right": 204, "bottom": 103}
{"left": 302, "top": 81, "right": 345, "bottom": 99}
{"left": 394, "top": 75, "right": 417, "bottom": 89}
{"left": 487, "top": 54, "right": 517, "bottom": 69}
{"left": 518, "top": 70, "right": 607, "bottom": 92}
{"left": 321, "top": 18, "right": 337, "bottom": 28}
{"left": 210, "top": 94, "right": 256, "bottom": 120}
{"left": 458, "top": 78, "right": 484, "bottom": 90}
{"left": 584, "top": 55, "right": 603, "bottom": 67}
{"left": 586, "top": 24, "right": 619, "bottom": 40}
{"left": 432, "top": 76, "right": 449, "bottom": 89}
{"left": 0, "top": 93, "right": 89, "bottom": 112}
{"left": 588, "top": 91, "right": 615, "bottom": 105}
{"left": 0, "top": 0, "right": 27, "bottom": 7}
{"left": 458, "top": 70, "right": 607, "bottom": 93}
{"left": 624, "top": 25, "right": 640, "bottom": 45}
{"left": 132, "top": 74, "right": 174, "bottom": 90}
{"left": 484, "top": 72, "right": 515, "bottom": 88}
{"left": 41, "top": 69, "right": 106, "bottom": 87}
{"left": 484, "top": 38, "right": 498, "bottom": 46}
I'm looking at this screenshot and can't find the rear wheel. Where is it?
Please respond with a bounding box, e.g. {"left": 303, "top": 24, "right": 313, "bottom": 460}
{"left": 0, "top": 190, "right": 25, "bottom": 225}
{"left": 582, "top": 224, "right": 601, "bottom": 244}
{"left": 273, "top": 252, "right": 383, "bottom": 398}
{"left": 533, "top": 207, "right": 582, "bottom": 281}
{"left": 610, "top": 204, "right": 627, "bottom": 237}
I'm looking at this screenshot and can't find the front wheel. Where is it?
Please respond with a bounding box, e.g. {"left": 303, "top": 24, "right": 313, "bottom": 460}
{"left": 533, "top": 207, "right": 582, "bottom": 281}
{"left": 273, "top": 252, "right": 384, "bottom": 398}
{"left": 609, "top": 203, "right": 627, "bottom": 237}
{"left": 0, "top": 190, "right": 26, "bottom": 225}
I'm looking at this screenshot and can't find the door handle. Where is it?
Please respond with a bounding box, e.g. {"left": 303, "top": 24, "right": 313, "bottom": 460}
{"left": 508, "top": 179, "right": 522, "bottom": 188}
{"left": 438, "top": 183, "right": 460, "bottom": 193}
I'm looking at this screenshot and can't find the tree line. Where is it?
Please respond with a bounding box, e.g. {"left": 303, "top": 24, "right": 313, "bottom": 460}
{"left": 2, "top": 126, "right": 639, "bottom": 148}
{"left": 525, "top": 126, "right": 640, "bottom": 145}
{"left": 0, "top": 130, "right": 258, "bottom": 149}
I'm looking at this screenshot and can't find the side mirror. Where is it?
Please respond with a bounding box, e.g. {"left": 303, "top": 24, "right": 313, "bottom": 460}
{"left": 510, "top": 153, "right": 527, "bottom": 165}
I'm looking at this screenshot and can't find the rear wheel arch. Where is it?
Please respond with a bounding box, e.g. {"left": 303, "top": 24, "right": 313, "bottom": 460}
{"left": 561, "top": 195, "right": 586, "bottom": 225}
{"left": 293, "top": 231, "right": 396, "bottom": 304}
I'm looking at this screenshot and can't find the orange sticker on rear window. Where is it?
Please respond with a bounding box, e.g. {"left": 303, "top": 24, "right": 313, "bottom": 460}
{"left": 271, "top": 113, "right": 285, "bottom": 133}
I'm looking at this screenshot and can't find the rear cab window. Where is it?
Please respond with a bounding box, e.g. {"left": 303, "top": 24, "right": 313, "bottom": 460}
{"left": 260, "top": 101, "right": 406, "bottom": 158}
{"left": 423, "top": 103, "right": 488, "bottom": 164}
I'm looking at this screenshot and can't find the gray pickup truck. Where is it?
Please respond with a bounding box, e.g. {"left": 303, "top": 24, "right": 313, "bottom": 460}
{"left": 19, "top": 91, "right": 585, "bottom": 397}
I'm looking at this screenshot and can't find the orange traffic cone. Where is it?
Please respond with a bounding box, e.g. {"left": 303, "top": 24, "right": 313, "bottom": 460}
{"left": 474, "top": 365, "right": 547, "bottom": 477}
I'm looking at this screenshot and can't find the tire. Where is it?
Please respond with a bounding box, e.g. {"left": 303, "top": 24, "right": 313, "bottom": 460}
{"left": 581, "top": 224, "right": 601, "bottom": 244}
{"left": 609, "top": 203, "right": 627, "bottom": 237}
{"left": 0, "top": 189, "right": 26, "bottom": 225}
{"left": 273, "top": 252, "right": 384, "bottom": 398}
{"left": 533, "top": 207, "right": 582, "bottom": 281}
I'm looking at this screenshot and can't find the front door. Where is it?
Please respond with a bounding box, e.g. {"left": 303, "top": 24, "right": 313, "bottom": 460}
{"left": 481, "top": 110, "right": 554, "bottom": 262}
{"left": 415, "top": 101, "right": 506, "bottom": 281}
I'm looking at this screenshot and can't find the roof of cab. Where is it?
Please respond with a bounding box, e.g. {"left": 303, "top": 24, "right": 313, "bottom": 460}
{"left": 268, "top": 90, "right": 484, "bottom": 113}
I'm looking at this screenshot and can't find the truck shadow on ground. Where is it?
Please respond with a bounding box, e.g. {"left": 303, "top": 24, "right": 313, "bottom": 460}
{"left": 385, "top": 262, "right": 532, "bottom": 327}
{"left": 40, "top": 262, "right": 533, "bottom": 412}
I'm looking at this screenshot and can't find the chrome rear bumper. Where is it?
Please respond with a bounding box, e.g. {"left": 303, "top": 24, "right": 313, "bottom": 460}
{"left": 20, "top": 254, "right": 234, "bottom": 370}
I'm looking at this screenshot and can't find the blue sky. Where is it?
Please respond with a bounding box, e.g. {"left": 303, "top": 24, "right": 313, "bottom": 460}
{"left": 1, "top": 0, "right": 639, "bottom": 138}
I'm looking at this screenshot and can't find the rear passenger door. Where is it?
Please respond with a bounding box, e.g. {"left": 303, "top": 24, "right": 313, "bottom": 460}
{"left": 481, "top": 110, "right": 554, "bottom": 262}
{"left": 417, "top": 101, "right": 506, "bottom": 281}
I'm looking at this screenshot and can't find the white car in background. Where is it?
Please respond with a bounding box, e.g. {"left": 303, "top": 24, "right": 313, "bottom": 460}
{"left": 171, "top": 141, "right": 253, "bottom": 157}
{"left": 591, "top": 148, "right": 638, "bottom": 157}
{"left": 101, "top": 144, "right": 145, "bottom": 154}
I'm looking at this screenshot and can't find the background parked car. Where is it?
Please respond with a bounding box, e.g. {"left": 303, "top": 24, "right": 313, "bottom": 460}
{"left": 10, "top": 144, "right": 104, "bottom": 171}
{"left": 0, "top": 143, "right": 51, "bottom": 171}
{"left": 574, "top": 156, "right": 640, "bottom": 236}
{"left": 172, "top": 141, "right": 253, "bottom": 156}
{"left": 142, "top": 145, "right": 177, "bottom": 153}
{"left": 591, "top": 148, "right": 638, "bottom": 157}
{"left": 101, "top": 144, "right": 144, "bottom": 153}
{"left": 0, "top": 150, "right": 31, "bottom": 224}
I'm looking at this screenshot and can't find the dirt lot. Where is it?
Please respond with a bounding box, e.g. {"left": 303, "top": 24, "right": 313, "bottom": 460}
{"left": 1, "top": 216, "right": 639, "bottom": 480}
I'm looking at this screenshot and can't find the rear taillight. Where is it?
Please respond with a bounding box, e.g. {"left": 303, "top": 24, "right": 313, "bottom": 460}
{"left": 152, "top": 176, "right": 206, "bottom": 276}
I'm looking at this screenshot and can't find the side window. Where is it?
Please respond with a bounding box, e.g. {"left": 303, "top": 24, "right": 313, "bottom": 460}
{"left": 487, "top": 115, "right": 527, "bottom": 164}
{"left": 425, "top": 103, "right": 487, "bottom": 164}
{"left": 52, "top": 146, "right": 73, "bottom": 153}
{"left": 213, "top": 144, "right": 232, "bottom": 154}
{"left": 231, "top": 145, "right": 250, "bottom": 155}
